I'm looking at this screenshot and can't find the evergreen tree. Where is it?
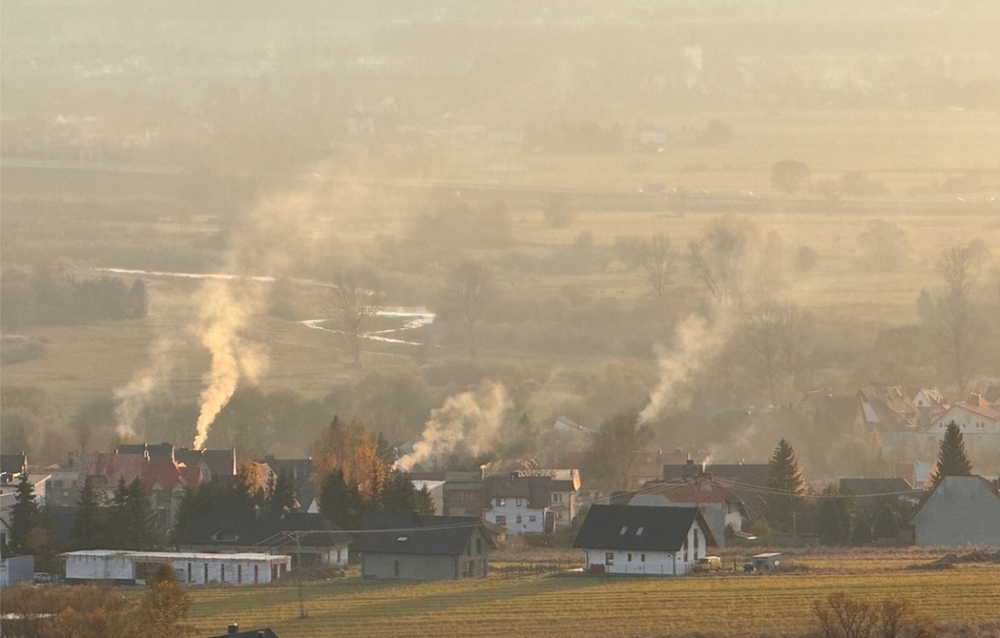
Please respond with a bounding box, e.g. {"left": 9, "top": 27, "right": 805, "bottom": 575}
{"left": 6, "top": 473, "right": 40, "bottom": 556}
{"left": 929, "top": 422, "right": 973, "bottom": 487}
{"left": 767, "top": 438, "right": 806, "bottom": 529}
{"left": 108, "top": 478, "right": 161, "bottom": 550}
{"left": 269, "top": 469, "right": 297, "bottom": 513}
{"left": 73, "top": 477, "right": 105, "bottom": 550}
{"left": 318, "top": 468, "right": 365, "bottom": 530}
{"left": 872, "top": 503, "right": 901, "bottom": 539}
{"left": 815, "top": 486, "right": 851, "bottom": 545}
{"left": 850, "top": 514, "right": 874, "bottom": 546}
{"left": 377, "top": 472, "right": 435, "bottom": 515}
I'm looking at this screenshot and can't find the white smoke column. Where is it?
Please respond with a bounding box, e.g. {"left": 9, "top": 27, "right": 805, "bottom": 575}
{"left": 395, "top": 381, "right": 510, "bottom": 471}
{"left": 638, "top": 306, "right": 735, "bottom": 424}
{"left": 114, "top": 336, "right": 178, "bottom": 440}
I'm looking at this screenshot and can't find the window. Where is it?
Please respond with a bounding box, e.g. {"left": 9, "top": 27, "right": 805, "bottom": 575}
{"left": 204, "top": 564, "right": 209, "bottom": 583}
{"left": 627, "top": 553, "right": 633, "bottom": 562}
{"left": 394, "top": 561, "right": 400, "bottom": 577}
{"left": 187, "top": 563, "right": 192, "bottom": 582}
{"left": 496, "top": 515, "right": 506, "bottom": 527}
{"left": 254, "top": 565, "right": 259, "bottom": 584}
{"left": 693, "top": 529, "right": 699, "bottom": 561}
{"left": 619, "top": 526, "right": 628, "bottom": 535}
{"left": 641, "top": 554, "right": 646, "bottom": 563}
{"left": 683, "top": 538, "right": 688, "bottom": 563}
{"left": 496, "top": 498, "right": 506, "bottom": 507}
{"left": 552, "top": 493, "right": 562, "bottom": 503}
{"left": 476, "top": 538, "right": 483, "bottom": 555}
{"left": 516, "top": 515, "right": 523, "bottom": 524}
{"left": 220, "top": 564, "right": 225, "bottom": 583}
{"left": 237, "top": 564, "right": 242, "bottom": 584}
{"left": 516, "top": 498, "right": 523, "bottom": 507}
{"left": 605, "top": 552, "right": 614, "bottom": 566}
{"left": 636, "top": 526, "right": 645, "bottom": 536}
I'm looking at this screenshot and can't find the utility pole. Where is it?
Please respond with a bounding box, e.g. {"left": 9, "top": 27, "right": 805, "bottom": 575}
{"left": 293, "top": 532, "right": 306, "bottom": 619}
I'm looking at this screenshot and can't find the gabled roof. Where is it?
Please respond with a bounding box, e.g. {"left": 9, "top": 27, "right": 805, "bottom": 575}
{"left": 174, "top": 448, "right": 237, "bottom": 477}
{"left": 573, "top": 504, "right": 717, "bottom": 552}
{"left": 857, "top": 386, "right": 918, "bottom": 429}
{"left": 78, "top": 452, "right": 147, "bottom": 488}
{"left": 1, "top": 453, "right": 27, "bottom": 476}
{"left": 513, "top": 469, "right": 581, "bottom": 492}
{"left": 631, "top": 479, "right": 742, "bottom": 507}
{"left": 838, "top": 478, "right": 915, "bottom": 497}
{"left": 485, "top": 475, "right": 550, "bottom": 509}
{"left": 353, "top": 512, "right": 494, "bottom": 556}
{"left": 942, "top": 394, "right": 1000, "bottom": 421}
{"left": 912, "top": 475, "right": 1000, "bottom": 520}
{"left": 174, "top": 503, "right": 349, "bottom": 548}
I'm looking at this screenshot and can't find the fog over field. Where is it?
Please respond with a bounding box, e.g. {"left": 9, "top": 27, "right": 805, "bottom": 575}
{"left": 2, "top": 0, "right": 999, "bottom": 480}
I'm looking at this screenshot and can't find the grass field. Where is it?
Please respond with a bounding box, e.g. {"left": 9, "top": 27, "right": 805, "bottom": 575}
{"left": 185, "top": 552, "right": 1000, "bottom": 638}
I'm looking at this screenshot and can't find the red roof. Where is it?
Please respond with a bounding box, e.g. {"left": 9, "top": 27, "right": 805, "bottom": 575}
{"left": 78, "top": 453, "right": 147, "bottom": 487}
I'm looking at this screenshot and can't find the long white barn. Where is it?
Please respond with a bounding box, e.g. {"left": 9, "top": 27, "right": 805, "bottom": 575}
{"left": 63, "top": 550, "right": 291, "bottom": 586}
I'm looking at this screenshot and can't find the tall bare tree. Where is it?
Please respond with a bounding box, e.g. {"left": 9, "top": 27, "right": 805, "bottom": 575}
{"left": 441, "top": 259, "right": 493, "bottom": 361}
{"left": 740, "top": 301, "right": 812, "bottom": 406}
{"left": 638, "top": 235, "right": 676, "bottom": 297}
{"left": 687, "top": 215, "right": 761, "bottom": 306}
{"left": 331, "top": 266, "right": 380, "bottom": 367}
{"left": 589, "top": 412, "right": 653, "bottom": 492}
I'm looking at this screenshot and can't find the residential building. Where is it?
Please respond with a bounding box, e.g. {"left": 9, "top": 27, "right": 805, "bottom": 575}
{"left": 485, "top": 474, "right": 551, "bottom": 534}
{"left": 911, "top": 475, "right": 1000, "bottom": 547}
{"left": 354, "top": 512, "right": 495, "bottom": 580}
{"left": 627, "top": 477, "right": 749, "bottom": 546}
{"left": 514, "top": 469, "right": 581, "bottom": 529}
{"left": 573, "top": 504, "right": 716, "bottom": 576}
{"left": 662, "top": 460, "right": 770, "bottom": 523}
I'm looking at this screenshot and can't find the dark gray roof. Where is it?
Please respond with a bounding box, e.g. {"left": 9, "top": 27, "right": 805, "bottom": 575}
{"left": 206, "top": 628, "right": 279, "bottom": 638}
{"left": 485, "top": 475, "right": 550, "bottom": 509}
{"left": 354, "top": 512, "right": 493, "bottom": 557}
{"left": 174, "top": 503, "right": 349, "bottom": 549}
{"left": 260, "top": 457, "right": 317, "bottom": 511}
{"left": 1, "top": 453, "right": 27, "bottom": 476}
{"left": 573, "top": 504, "right": 716, "bottom": 552}
{"left": 839, "top": 478, "right": 915, "bottom": 497}
{"left": 174, "top": 448, "right": 236, "bottom": 477}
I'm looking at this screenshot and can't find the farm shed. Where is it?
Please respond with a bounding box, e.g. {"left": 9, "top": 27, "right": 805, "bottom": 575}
{"left": 751, "top": 552, "right": 782, "bottom": 571}
{"left": 573, "top": 504, "right": 716, "bottom": 575}
{"left": 62, "top": 550, "right": 290, "bottom": 586}
{"left": 354, "top": 512, "right": 496, "bottom": 580}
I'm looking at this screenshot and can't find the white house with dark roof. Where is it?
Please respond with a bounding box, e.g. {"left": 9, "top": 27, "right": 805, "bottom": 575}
{"left": 573, "top": 504, "right": 716, "bottom": 575}
{"left": 485, "top": 474, "right": 551, "bottom": 534}
{"left": 513, "top": 469, "right": 580, "bottom": 529}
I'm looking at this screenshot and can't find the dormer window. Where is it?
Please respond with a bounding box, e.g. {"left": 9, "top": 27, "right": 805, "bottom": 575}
{"left": 619, "top": 526, "right": 628, "bottom": 535}
{"left": 636, "top": 526, "right": 645, "bottom": 536}
{"left": 397, "top": 536, "right": 408, "bottom": 542}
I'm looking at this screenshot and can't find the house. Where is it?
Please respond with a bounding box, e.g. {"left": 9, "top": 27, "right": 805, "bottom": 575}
{"left": 485, "top": 473, "right": 551, "bottom": 534}
{"left": 856, "top": 385, "right": 919, "bottom": 430}
{"left": 932, "top": 394, "right": 1000, "bottom": 437}
{"left": 911, "top": 475, "right": 1000, "bottom": 547}
{"left": 260, "top": 456, "right": 317, "bottom": 512}
{"left": 174, "top": 504, "right": 350, "bottom": 568}
{"left": 441, "top": 470, "right": 488, "bottom": 517}
{"left": 174, "top": 447, "right": 237, "bottom": 483}
{"left": 0, "top": 453, "right": 27, "bottom": 483}
{"left": 573, "top": 504, "right": 716, "bottom": 576}
{"left": 627, "top": 477, "right": 749, "bottom": 546}
{"left": 63, "top": 550, "right": 291, "bottom": 586}
{"left": 662, "top": 460, "right": 770, "bottom": 524}
{"left": 354, "top": 512, "right": 495, "bottom": 580}
{"left": 513, "top": 469, "right": 581, "bottom": 529}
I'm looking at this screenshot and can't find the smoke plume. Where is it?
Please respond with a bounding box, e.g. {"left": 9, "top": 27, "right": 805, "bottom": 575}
{"left": 638, "top": 306, "right": 734, "bottom": 424}
{"left": 395, "top": 381, "right": 510, "bottom": 472}
{"left": 114, "top": 336, "right": 178, "bottom": 440}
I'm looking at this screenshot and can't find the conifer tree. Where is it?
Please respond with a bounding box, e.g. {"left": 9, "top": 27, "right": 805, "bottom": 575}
{"left": 767, "top": 438, "right": 806, "bottom": 529}
{"left": 108, "top": 477, "right": 162, "bottom": 550}
{"left": 269, "top": 469, "right": 297, "bottom": 513}
{"left": 930, "top": 422, "right": 973, "bottom": 487}
{"left": 73, "top": 477, "right": 105, "bottom": 550}
{"left": 815, "top": 486, "right": 850, "bottom": 545}
{"left": 7, "top": 473, "right": 39, "bottom": 556}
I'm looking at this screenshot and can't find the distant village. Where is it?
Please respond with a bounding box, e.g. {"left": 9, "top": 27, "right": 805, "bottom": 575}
{"left": 2, "top": 383, "right": 998, "bottom": 599}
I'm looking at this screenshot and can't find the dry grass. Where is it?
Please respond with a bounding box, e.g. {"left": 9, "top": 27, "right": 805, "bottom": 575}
{"left": 185, "top": 552, "right": 1000, "bottom": 638}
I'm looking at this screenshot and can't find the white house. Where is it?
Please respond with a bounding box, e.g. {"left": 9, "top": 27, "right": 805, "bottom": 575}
{"left": 573, "top": 505, "right": 716, "bottom": 576}
{"left": 63, "top": 550, "right": 291, "bottom": 586}
{"left": 485, "top": 474, "right": 551, "bottom": 534}
{"left": 513, "top": 469, "right": 581, "bottom": 529}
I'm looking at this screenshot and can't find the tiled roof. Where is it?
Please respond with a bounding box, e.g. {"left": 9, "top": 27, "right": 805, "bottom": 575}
{"left": 485, "top": 475, "right": 550, "bottom": 509}
{"left": 78, "top": 453, "right": 147, "bottom": 487}
{"left": 175, "top": 503, "right": 349, "bottom": 548}
{"left": 354, "top": 512, "right": 492, "bottom": 556}
{"left": 573, "top": 504, "right": 716, "bottom": 552}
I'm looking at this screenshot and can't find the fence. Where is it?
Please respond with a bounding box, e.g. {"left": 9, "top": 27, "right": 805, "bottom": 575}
{"left": 493, "top": 558, "right": 584, "bottom": 579}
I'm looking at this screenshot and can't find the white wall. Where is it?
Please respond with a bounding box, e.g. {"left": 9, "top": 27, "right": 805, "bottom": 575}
{"left": 487, "top": 498, "right": 547, "bottom": 534}
{"left": 65, "top": 553, "right": 290, "bottom": 586}
{"left": 581, "top": 519, "right": 708, "bottom": 576}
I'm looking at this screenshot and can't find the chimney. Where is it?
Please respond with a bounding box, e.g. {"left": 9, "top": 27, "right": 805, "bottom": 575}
{"left": 227, "top": 624, "right": 239, "bottom": 635}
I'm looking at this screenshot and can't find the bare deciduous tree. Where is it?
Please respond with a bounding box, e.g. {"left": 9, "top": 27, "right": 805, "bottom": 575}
{"left": 331, "top": 266, "right": 380, "bottom": 367}
{"left": 638, "top": 235, "right": 676, "bottom": 297}
{"left": 740, "top": 301, "right": 812, "bottom": 406}
{"left": 441, "top": 259, "right": 493, "bottom": 361}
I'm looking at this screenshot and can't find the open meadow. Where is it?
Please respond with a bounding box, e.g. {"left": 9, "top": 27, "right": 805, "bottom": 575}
{"left": 185, "top": 550, "right": 1000, "bottom": 638}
